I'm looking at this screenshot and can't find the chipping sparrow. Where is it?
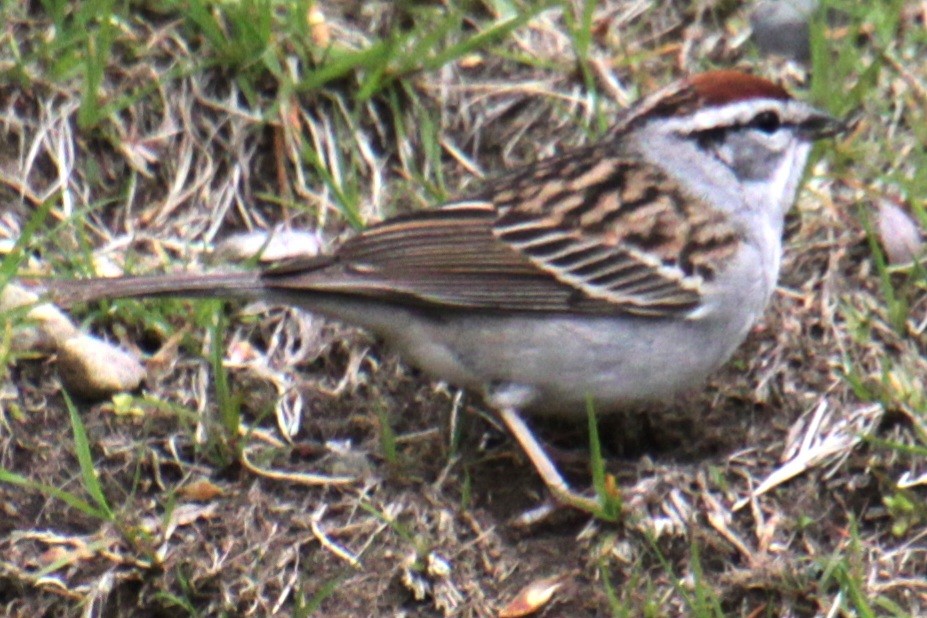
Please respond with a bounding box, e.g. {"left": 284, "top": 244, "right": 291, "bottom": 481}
{"left": 47, "top": 70, "right": 842, "bottom": 512}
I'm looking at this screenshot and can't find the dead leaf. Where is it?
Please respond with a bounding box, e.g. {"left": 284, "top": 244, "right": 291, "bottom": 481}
{"left": 499, "top": 574, "right": 567, "bottom": 618}
{"left": 178, "top": 479, "right": 224, "bottom": 501}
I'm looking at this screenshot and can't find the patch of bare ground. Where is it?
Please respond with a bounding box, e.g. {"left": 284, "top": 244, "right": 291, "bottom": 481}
{"left": 2, "top": 1, "right": 926, "bottom": 616}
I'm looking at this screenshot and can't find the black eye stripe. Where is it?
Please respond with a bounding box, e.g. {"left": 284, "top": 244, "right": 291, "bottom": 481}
{"left": 690, "top": 114, "right": 792, "bottom": 145}
{"left": 694, "top": 127, "right": 728, "bottom": 149}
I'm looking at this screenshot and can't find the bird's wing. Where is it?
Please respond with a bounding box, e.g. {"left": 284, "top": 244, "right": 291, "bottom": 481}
{"left": 264, "top": 148, "right": 741, "bottom": 318}
{"left": 489, "top": 148, "right": 742, "bottom": 316}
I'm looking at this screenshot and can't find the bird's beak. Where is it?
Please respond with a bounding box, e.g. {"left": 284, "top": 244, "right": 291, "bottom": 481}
{"left": 803, "top": 110, "right": 847, "bottom": 139}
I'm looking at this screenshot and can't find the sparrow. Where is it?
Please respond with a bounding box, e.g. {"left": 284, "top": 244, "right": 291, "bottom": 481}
{"left": 45, "top": 70, "right": 843, "bottom": 512}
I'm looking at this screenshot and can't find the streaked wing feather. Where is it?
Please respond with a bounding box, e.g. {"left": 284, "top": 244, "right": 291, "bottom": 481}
{"left": 263, "top": 147, "right": 741, "bottom": 318}
{"left": 262, "top": 204, "right": 618, "bottom": 314}
{"left": 490, "top": 147, "right": 741, "bottom": 315}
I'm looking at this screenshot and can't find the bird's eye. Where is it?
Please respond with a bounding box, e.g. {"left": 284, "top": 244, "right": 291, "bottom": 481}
{"left": 749, "top": 111, "right": 781, "bottom": 133}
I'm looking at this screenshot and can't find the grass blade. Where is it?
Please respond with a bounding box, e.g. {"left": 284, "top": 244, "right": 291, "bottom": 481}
{"left": 63, "top": 389, "right": 114, "bottom": 519}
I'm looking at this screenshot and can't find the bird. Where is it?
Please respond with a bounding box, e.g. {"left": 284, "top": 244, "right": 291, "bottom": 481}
{"left": 45, "top": 70, "right": 843, "bottom": 513}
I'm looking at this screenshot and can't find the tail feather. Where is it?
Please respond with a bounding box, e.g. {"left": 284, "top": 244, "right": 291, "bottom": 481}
{"left": 45, "top": 271, "right": 265, "bottom": 308}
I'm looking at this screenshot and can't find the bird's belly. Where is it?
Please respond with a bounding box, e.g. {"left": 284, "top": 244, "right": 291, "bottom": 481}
{"left": 392, "top": 311, "right": 759, "bottom": 416}
{"left": 278, "top": 293, "right": 763, "bottom": 418}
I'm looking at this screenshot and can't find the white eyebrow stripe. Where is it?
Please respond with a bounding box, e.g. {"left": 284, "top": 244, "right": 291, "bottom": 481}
{"left": 656, "top": 100, "right": 813, "bottom": 134}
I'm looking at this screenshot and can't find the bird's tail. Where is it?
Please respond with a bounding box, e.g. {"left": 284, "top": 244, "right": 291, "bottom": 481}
{"left": 41, "top": 270, "right": 265, "bottom": 308}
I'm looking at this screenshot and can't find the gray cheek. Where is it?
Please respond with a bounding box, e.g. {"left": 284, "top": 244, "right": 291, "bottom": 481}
{"left": 728, "top": 137, "right": 782, "bottom": 182}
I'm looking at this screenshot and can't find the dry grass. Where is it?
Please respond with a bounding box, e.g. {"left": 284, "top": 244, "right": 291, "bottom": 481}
{"left": 1, "top": 1, "right": 926, "bottom": 616}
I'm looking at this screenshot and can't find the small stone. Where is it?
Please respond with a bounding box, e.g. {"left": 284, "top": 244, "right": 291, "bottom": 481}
{"left": 750, "top": 0, "right": 818, "bottom": 62}
{"left": 876, "top": 198, "right": 924, "bottom": 265}
{"left": 1, "top": 283, "right": 78, "bottom": 352}
{"left": 57, "top": 334, "right": 146, "bottom": 399}
{"left": 212, "top": 229, "right": 323, "bottom": 264}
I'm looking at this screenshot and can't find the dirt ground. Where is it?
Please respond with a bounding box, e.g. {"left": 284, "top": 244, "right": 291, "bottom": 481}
{"left": 1, "top": 1, "right": 926, "bottom": 616}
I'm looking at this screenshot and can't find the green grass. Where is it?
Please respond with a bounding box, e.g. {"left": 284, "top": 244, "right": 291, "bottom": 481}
{"left": 0, "top": 390, "right": 114, "bottom": 522}
{"left": 587, "top": 398, "right": 622, "bottom": 522}
{"left": 823, "top": 7, "right": 927, "bottom": 589}
{"left": 815, "top": 0, "right": 927, "bottom": 538}
{"left": 63, "top": 389, "right": 114, "bottom": 519}
{"left": 205, "top": 300, "right": 242, "bottom": 465}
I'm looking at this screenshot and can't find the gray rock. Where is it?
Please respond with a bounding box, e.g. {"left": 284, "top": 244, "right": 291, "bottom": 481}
{"left": 750, "top": 0, "right": 819, "bottom": 61}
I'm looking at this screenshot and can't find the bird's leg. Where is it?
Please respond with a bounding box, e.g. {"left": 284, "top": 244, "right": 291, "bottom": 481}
{"left": 497, "top": 407, "right": 604, "bottom": 515}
